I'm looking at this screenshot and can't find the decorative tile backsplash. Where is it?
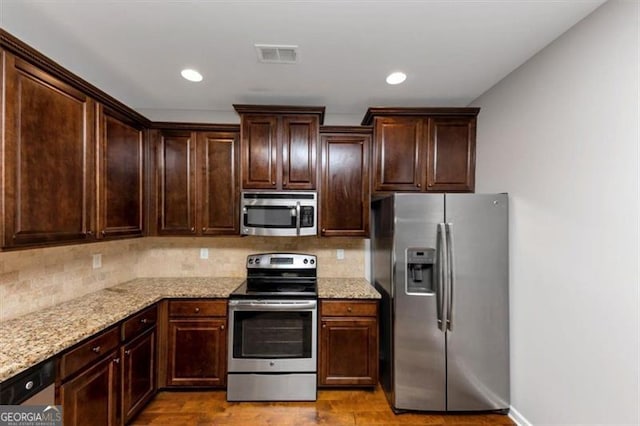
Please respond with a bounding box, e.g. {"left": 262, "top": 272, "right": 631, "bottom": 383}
{"left": 0, "top": 236, "right": 365, "bottom": 321}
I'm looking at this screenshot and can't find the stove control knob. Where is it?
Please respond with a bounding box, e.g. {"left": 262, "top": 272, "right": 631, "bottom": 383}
{"left": 255, "top": 258, "right": 261, "bottom": 264}
{"left": 303, "top": 259, "right": 308, "bottom": 264}
{"left": 248, "top": 258, "right": 254, "bottom": 264}
{"left": 310, "top": 259, "right": 315, "bottom": 265}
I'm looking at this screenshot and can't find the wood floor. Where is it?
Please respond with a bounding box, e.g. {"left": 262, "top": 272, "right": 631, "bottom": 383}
{"left": 131, "top": 387, "right": 514, "bottom": 425}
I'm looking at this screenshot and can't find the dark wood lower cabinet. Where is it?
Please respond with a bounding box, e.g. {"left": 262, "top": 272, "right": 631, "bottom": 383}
{"left": 319, "top": 300, "right": 379, "bottom": 387}
{"left": 121, "top": 329, "right": 155, "bottom": 423}
{"left": 60, "top": 351, "right": 120, "bottom": 426}
{"left": 167, "top": 318, "right": 227, "bottom": 387}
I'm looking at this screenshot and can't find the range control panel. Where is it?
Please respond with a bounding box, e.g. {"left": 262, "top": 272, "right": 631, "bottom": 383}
{"left": 246, "top": 253, "right": 316, "bottom": 269}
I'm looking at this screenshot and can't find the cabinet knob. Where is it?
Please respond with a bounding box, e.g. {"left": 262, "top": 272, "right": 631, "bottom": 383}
{"left": 140, "top": 318, "right": 148, "bottom": 324}
{"left": 220, "top": 325, "right": 225, "bottom": 330}
{"left": 190, "top": 227, "right": 195, "bottom": 232}
{"left": 347, "top": 306, "right": 353, "bottom": 312}
{"left": 113, "top": 357, "right": 120, "bottom": 364}
{"left": 417, "top": 183, "right": 421, "bottom": 188}
{"left": 92, "top": 346, "right": 101, "bottom": 353}
{"left": 194, "top": 307, "right": 200, "bottom": 313}
{"left": 202, "top": 227, "right": 206, "bottom": 232}
{"left": 272, "top": 181, "right": 276, "bottom": 185}
{"left": 87, "top": 230, "right": 93, "bottom": 236}
{"left": 322, "top": 324, "right": 326, "bottom": 328}
{"left": 125, "top": 350, "right": 131, "bottom": 356}
{"left": 322, "top": 228, "right": 326, "bottom": 233}
{"left": 101, "top": 230, "right": 106, "bottom": 236}
{"left": 428, "top": 183, "right": 433, "bottom": 187}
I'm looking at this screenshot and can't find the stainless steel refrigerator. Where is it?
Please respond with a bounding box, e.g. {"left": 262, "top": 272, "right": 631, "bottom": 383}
{"left": 372, "top": 193, "right": 509, "bottom": 413}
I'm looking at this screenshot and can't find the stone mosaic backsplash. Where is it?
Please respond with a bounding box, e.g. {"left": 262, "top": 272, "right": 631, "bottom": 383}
{"left": 0, "top": 236, "right": 366, "bottom": 321}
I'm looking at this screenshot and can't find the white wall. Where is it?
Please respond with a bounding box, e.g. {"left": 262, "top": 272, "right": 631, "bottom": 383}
{"left": 470, "top": 1, "right": 639, "bottom": 424}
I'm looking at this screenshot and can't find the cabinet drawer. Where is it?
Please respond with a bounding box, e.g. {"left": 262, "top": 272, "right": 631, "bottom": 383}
{"left": 320, "top": 300, "right": 378, "bottom": 317}
{"left": 122, "top": 305, "right": 157, "bottom": 342}
{"left": 60, "top": 326, "right": 120, "bottom": 379}
{"left": 168, "top": 300, "right": 226, "bottom": 317}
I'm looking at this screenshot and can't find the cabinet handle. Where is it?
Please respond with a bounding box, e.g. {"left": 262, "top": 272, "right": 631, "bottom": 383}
{"left": 124, "top": 350, "right": 131, "bottom": 356}
{"left": 140, "top": 318, "right": 148, "bottom": 324}
{"left": 113, "top": 357, "right": 120, "bottom": 364}
{"left": 190, "top": 227, "right": 195, "bottom": 232}
{"left": 272, "top": 181, "right": 276, "bottom": 185}
{"left": 92, "top": 346, "right": 101, "bottom": 353}
{"left": 202, "top": 227, "right": 206, "bottom": 232}
{"left": 347, "top": 306, "right": 353, "bottom": 313}
{"left": 428, "top": 183, "right": 433, "bottom": 187}
{"left": 322, "top": 228, "right": 326, "bottom": 233}
{"left": 416, "top": 183, "right": 421, "bottom": 188}
{"left": 101, "top": 230, "right": 106, "bottom": 236}
{"left": 194, "top": 307, "right": 200, "bottom": 313}
{"left": 322, "top": 324, "right": 326, "bottom": 328}
{"left": 87, "top": 230, "right": 93, "bottom": 236}
{"left": 220, "top": 325, "right": 225, "bottom": 330}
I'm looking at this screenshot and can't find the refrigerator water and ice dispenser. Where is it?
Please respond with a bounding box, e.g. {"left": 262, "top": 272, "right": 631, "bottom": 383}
{"left": 406, "top": 248, "right": 435, "bottom": 295}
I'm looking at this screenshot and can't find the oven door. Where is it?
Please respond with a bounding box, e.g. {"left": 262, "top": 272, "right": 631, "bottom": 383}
{"left": 228, "top": 299, "right": 317, "bottom": 373}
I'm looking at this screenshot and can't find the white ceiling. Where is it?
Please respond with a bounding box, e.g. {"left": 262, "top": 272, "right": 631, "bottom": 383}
{"left": 1, "top": 0, "right": 606, "bottom": 124}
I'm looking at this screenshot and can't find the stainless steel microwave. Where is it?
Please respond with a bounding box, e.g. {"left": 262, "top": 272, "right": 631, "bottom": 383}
{"left": 241, "top": 191, "right": 317, "bottom": 236}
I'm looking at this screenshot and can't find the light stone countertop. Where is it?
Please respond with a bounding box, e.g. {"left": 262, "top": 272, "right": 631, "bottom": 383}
{"left": 0, "top": 276, "right": 379, "bottom": 383}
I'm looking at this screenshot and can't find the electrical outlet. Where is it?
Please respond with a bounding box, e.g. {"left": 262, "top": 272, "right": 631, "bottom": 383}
{"left": 200, "top": 248, "right": 209, "bottom": 260}
{"left": 92, "top": 253, "right": 102, "bottom": 269}
{"left": 336, "top": 249, "right": 345, "bottom": 260}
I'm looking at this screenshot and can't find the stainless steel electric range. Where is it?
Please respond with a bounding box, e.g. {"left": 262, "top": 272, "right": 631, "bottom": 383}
{"left": 227, "top": 253, "right": 318, "bottom": 401}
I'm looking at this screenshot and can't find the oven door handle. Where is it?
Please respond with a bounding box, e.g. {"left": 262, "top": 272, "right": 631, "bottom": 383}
{"left": 229, "top": 300, "right": 317, "bottom": 311}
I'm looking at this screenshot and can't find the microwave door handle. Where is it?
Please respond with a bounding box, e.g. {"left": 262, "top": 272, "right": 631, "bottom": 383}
{"left": 295, "top": 202, "right": 301, "bottom": 236}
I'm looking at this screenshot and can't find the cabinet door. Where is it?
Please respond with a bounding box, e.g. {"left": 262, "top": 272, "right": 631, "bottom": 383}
{"left": 241, "top": 115, "right": 278, "bottom": 189}
{"left": 97, "top": 107, "right": 144, "bottom": 239}
{"left": 167, "top": 318, "right": 227, "bottom": 387}
{"left": 157, "top": 131, "right": 197, "bottom": 235}
{"left": 319, "top": 317, "right": 378, "bottom": 386}
{"left": 426, "top": 117, "right": 476, "bottom": 192}
{"left": 373, "top": 117, "right": 424, "bottom": 192}
{"left": 60, "top": 352, "right": 120, "bottom": 426}
{"left": 282, "top": 115, "right": 318, "bottom": 189}
{"left": 198, "top": 131, "right": 240, "bottom": 235}
{"left": 122, "top": 329, "right": 155, "bottom": 424}
{"left": 2, "top": 54, "right": 95, "bottom": 247}
{"left": 320, "top": 134, "right": 370, "bottom": 237}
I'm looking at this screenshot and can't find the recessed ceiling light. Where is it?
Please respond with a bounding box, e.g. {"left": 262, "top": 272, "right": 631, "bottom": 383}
{"left": 386, "top": 71, "right": 407, "bottom": 85}
{"left": 181, "top": 68, "right": 203, "bottom": 82}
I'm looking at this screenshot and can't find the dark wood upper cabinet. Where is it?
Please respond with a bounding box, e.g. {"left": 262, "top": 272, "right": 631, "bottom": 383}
{"left": 151, "top": 125, "right": 240, "bottom": 237}
{"left": 197, "top": 131, "right": 240, "bottom": 235}
{"left": 363, "top": 107, "right": 479, "bottom": 193}
{"left": 235, "top": 105, "right": 324, "bottom": 190}
{"left": 373, "top": 117, "right": 424, "bottom": 192}
{"left": 156, "top": 130, "right": 197, "bottom": 235}
{"left": 240, "top": 115, "right": 278, "bottom": 189}
{"left": 426, "top": 117, "right": 476, "bottom": 192}
{"left": 97, "top": 106, "right": 144, "bottom": 239}
{"left": 2, "top": 53, "right": 95, "bottom": 248}
{"left": 282, "top": 115, "right": 318, "bottom": 189}
{"left": 320, "top": 128, "right": 370, "bottom": 237}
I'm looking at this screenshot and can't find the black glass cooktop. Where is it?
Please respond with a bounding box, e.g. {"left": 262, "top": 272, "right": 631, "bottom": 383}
{"left": 230, "top": 279, "right": 317, "bottom": 298}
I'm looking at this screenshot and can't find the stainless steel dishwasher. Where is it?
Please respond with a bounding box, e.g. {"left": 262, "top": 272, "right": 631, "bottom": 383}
{"left": 0, "top": 359, "right": 56, "bottom": 405}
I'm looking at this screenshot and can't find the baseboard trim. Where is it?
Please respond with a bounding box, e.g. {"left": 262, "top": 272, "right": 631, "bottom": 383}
{"left": 509, "top": 405, "right": 532, "bottom": 426}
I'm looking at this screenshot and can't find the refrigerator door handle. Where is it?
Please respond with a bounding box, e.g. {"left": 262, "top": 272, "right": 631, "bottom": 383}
{"left": 436, "top": 223, "right": 447, "bottom": 331}
{"left": 445, "top": 222, "right": 454, "bottom": 331}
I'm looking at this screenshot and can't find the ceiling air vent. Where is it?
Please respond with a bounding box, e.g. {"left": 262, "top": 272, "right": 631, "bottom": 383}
{"left": 255, "top": 44, "right": 298, "bottom": 64}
